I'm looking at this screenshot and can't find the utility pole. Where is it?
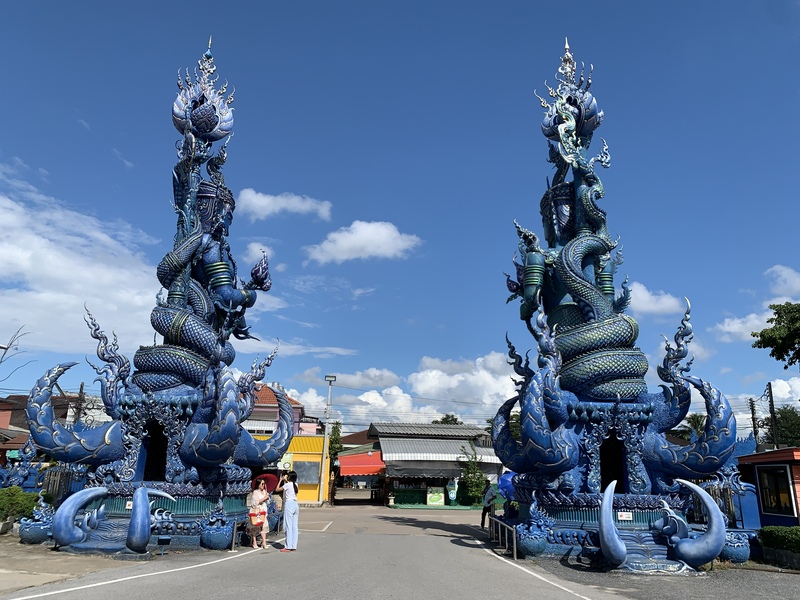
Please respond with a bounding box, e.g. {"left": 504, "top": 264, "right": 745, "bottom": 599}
{"left": 318, "top": 375, "right": 336, "bottom": 505}
{"left": 767, "top": 381, "right": 779, "bottom": 450}
{"left": 749, "top": 397, "right": 758, "bottom": 441}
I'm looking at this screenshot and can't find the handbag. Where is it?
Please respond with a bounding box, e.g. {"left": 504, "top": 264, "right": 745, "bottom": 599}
{"left": 249, "top": 502, "right": 266, "bottom": 526}
{"left": 249, "top": 514, "right": 263, "bottom": 526}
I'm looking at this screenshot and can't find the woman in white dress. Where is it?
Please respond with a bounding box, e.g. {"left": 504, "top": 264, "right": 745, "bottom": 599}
{"left": 275, "top": 471, "right": 299, "bottom": 552}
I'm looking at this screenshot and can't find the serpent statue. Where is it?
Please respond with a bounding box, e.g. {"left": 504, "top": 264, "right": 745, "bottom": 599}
{"left": 495, "top": 41, "right": 737, "bottom": 570}
{"left": 24, "top": 42, "right": 294, "bottom": 551}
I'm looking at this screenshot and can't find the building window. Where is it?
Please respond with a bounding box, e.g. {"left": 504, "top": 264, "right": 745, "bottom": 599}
{"left": 756, "top": 464, "right": 796, "bottom": 517}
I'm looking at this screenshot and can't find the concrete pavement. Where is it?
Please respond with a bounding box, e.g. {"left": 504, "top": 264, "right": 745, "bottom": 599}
{"left": 0, "top": 504, "right": 482, "bottom": 596}
{"left": 1, "top": 505, "right": 798, "bottom": 600}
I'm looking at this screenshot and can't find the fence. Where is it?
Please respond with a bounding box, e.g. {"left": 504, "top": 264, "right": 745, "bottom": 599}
{"left": 42, "top": 464, "right": 88, "bottom": 505}
{"left": 487, "top": 513, "right": 517, "bottom": 559}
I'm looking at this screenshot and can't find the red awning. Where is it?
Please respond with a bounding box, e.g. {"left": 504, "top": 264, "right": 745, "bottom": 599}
{"left": 339, "top": 450, "right": 385, "bottom": 476}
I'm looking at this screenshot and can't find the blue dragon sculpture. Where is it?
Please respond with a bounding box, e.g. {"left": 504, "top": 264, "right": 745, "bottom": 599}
{"left": 24, "top": 42, "right": 294, "bottom": 549}
{"left": 495, "top": 41, "right": 736, "bottom": 569}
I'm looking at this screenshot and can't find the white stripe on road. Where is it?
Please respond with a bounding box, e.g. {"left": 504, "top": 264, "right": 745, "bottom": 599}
{"left": 9, "top": 539, "right": 286, "bottom": 600}
{"left": 472, "top": 527, "right": 595, "bottom": 600}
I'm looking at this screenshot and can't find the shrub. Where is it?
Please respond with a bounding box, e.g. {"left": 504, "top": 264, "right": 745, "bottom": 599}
{"left": 759, "top": 526, "right": 800, "bottom": 554}
{"left": 457, "top": 442, "right": 486, "bottom": 505}
{"left": 0, "top": 486, "right": 39, "bottom": 521}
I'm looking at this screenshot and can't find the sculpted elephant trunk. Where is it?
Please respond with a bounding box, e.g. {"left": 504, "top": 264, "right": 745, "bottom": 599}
{"left": 127, "top": 487, "right": 176, "bottom": 553}
{"left": 597, "top": 481, "right": 627, "bottom": 568}
{"left": 669, "top": 479, "right": 726, "bottom": 568}
{"left": 52, "top": 487, "right": 109, "bottom": 547}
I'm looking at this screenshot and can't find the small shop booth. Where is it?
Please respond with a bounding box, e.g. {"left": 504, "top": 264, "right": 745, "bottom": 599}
{"left": 737, "top": 447, "right": 800, "bottom": 527}
{"left": 337, "top": 442, "right": 386, "bottom": 499}
{"left": 367, "top": 422, "right": 502, "bottom": 506}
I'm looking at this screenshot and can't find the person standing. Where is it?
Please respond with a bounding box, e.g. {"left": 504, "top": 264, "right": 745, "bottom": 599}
{"left": 248, "top": 478, "right": 270, "bottom": 549}
{"left": 481, "top": 480, "right": 496, "bottom": 529}
{"left": 276, "top": 470, "right": 299, "bottom": 552}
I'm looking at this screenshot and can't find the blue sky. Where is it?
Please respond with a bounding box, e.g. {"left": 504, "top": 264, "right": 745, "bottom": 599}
{"left": 2, "top": 1, "right": 800, "bottom": 435}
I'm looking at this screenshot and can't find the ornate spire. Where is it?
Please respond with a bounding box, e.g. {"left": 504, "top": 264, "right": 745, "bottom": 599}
{"left": 199, "top": 36, "right": 216, "bottom": 79}
{"left": 558, "top": 38, "right": 576, "bottom": 86}
{"left": 172, "top": 40, "right": 235, "bottom": 142}
{"left": 538, "top": 41, "right": 604, "bottom": 142}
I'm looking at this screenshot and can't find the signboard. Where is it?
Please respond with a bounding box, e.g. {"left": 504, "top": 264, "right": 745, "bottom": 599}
{"left": 279, "top": 453, "right": 293, "bottom": 472}
{"left": 427, "top": 486, "right": 445, "bottom": 506}
{"left": 617, "top": 511, "right": 633, "bottom": 521}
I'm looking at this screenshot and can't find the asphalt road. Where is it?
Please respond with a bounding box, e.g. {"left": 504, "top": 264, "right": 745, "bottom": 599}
{"left": 1, "top": 505, "right": 798, "bottom": 600}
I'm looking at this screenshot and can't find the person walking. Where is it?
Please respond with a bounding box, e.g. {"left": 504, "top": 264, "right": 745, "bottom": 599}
{"left": 481, "top": 479, "right": 496, "bottom": 529}
{"left": 276, "top": 470, "right": 299, "bottom": 552}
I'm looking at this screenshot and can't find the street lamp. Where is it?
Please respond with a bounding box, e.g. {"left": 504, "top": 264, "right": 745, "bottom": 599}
{"left": 318, "top": 375, "right": 336, "bottom": 504}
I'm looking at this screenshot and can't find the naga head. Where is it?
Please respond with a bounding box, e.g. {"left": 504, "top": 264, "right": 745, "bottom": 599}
{"left": 173, "top": 38, "right": 235, "bottom": 142}
{"left": 537, "top": 39, "right": 603, "bottom": 143}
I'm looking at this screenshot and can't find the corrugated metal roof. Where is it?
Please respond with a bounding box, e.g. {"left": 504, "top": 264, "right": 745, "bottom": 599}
{"left": 368, "top": 422, "right": 489, "bottom": 439}
{"left": 252, "top": 434, "right": 323, "bottom": 454}
{"left": 380, "top": 438, "right": 501, "bottom": 464}
{"left": 338, "top": 442, "right": 381, "bottom": 457}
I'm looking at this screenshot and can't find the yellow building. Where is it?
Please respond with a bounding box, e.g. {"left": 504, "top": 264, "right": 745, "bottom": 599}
{"left": 253, "top": 433, "right": 331, "bottom": 505}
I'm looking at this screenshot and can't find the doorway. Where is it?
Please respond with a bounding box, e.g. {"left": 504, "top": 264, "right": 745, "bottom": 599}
{"left": 142, "top": 420, "right": 168, "bottom": 482}
{"left": 600, "top": 431, "right": 626, "bottom": 492}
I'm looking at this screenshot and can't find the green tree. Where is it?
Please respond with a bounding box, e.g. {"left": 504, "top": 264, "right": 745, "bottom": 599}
{"left": 485, "top": 412, "right": 520, "bottom": 440}
{"left": 456, "top": 441, "right": 485, "bottom": 505}
{"left": 764, "top": 405, "right": 800, "bottom": 448}
{"left": 432, "top": 413, "right": 462, "bottom": 425}
{"left": 671, "top": 413, "right": 707, "bottom": 441}
{"left": 328, "top": 421, "right": 343, "bottom": 462}
{"left": 752, "top": 302, "right": 800, "bottom": 370}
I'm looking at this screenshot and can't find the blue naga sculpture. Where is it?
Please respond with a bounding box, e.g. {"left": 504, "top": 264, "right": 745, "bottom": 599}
{"left": 495, "top": 41, "right": 737, "bottom": 570}
{"left": 24, "top": 42, "right": 293, "bottom": 551}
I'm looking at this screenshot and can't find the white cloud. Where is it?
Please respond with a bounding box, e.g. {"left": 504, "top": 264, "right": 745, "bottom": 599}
{"left": 304, "top": 220, "right": 422, "bottom": 265}
{"left": 235, "top": 336, "right": 356, "bottom": 359}
{"left": 112, "top": 149, "right": 134, "bottom": 169}
{"left": 78, "top": 119, "right": 91, "bottom": 131}
{"left": 770, "top": 377, "right": 800, "bottom": 404}
{"left": 352, "top": 288, "right": 375, "bottom": 299}
{"left": 408, "top": 351, "right": 517, "bottom": 412}
{"left": 237, "top": 189, "right": 332, "bottom": 222}
{"left": 333, "top": 368, "right": 402, "bottom": 389}
{"left": 765, "top": 265, "right": 800, "bottom": 297}
{"left": 244, "top": 242, "right": 275, "bottom": 264}
{"left": 710, "top": 265, "right": 800, "bottom": 343}
{"left": 628, "top": 282, "right": 684, "bottom": 316}
{"left": 711, "top": 310, "right": 772, "bottom": 342}
{"left": 0, "top": 188, "right": 155, "bottom": 355}
{"left": 291, "top": 352, "right": 516, "bottom": 433}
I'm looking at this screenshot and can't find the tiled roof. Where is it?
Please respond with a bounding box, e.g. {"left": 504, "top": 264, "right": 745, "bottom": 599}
{"left": 340, "top": 429, "right": 371, "bottom": 446}
{"left": 1, "top": 394, "right": 71, "bottom": 429}
{"left": 368, "top": 422, "right": 489, "bottom": 439}
{"left": 253, "top": 384, "right": 303, "bottom": 407}
{"left": 380, "top": 438, "right": 501, "bottom": 463}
